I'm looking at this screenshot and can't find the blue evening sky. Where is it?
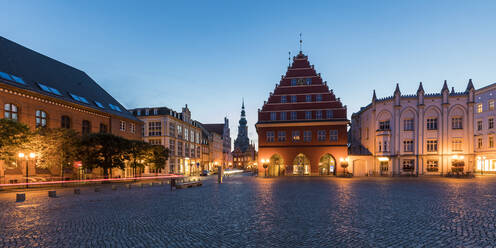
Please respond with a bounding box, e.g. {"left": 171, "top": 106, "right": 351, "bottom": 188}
{"left": 2, "top": 0, "right": 495, "bottom": 145}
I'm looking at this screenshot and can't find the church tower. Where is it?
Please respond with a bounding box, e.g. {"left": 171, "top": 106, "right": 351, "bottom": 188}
{"left": 234, "top": 99, "right": 250, "bottom": 152}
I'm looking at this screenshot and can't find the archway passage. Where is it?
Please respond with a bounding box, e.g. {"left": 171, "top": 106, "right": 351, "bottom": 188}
{"left": 319, "top": 153, "right": 336, "bottom": 176}
{"left": 268, "top": 154, "right": 285, "bottom": 177}
{"left": 293, "top": 153, "right": 310, "bottom": 176}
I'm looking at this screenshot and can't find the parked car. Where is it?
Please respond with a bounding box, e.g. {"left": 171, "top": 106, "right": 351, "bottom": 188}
{"left": 200, "top": 170, "right": 211, "bottom": 176}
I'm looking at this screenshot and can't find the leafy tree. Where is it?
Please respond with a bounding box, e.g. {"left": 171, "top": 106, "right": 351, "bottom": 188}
{"left": 0, "top": 119, "right": 30, "bottom": 161}
{"left": 79, "top": 133, "right": 128, "bottom": 178}
{"left": 125, "top": 139, "right": 150, "bottom": 177}
{"left": 25, "top": 128, "right": 81, "bottom": 179}
{"left": 145, "top": 145, "right": 169, "bottom": 175}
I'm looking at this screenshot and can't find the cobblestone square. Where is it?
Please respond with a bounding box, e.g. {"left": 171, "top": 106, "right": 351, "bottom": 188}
{"left": 1, "top": 175, "right": 496, "bottom": 247}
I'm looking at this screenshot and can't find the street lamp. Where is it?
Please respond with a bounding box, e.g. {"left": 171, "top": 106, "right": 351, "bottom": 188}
{"left": 261, "top": 159, "right": 269, "bottom": 177}
{"left": 19, "top": 152, "right": 36, "bottom": 188}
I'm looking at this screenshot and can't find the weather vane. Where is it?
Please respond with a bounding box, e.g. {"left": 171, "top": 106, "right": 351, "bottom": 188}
{"left": 299, "top": 33, "right": 302, "bottom": 52}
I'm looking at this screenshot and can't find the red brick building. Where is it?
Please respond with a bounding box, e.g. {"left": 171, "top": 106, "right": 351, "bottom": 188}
{"left": 256, "top": 51, "right": 349, "bottom": 176}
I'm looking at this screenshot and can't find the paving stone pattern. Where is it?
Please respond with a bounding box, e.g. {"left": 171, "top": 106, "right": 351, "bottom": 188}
{"left": 1, "top": 176, "right": 496, "bottom": 247}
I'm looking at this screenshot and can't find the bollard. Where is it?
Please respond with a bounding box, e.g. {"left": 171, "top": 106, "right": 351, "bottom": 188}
{"left": 48, "top": 191, "right": 56, "bottom": 198}
{"left": 112, "top": 185, "right": 117, "bottom": 190}
{"left": 16, "top": 193, "right": 26, "bottom": 202}
{"left": 74, "top": 189, "right": 81, "bottom": 195}
{"left": 94, "top": 187, "right": 101, "bottom": 192}
{"left": 125, "top": 184, "right": 131, "bottom": 189}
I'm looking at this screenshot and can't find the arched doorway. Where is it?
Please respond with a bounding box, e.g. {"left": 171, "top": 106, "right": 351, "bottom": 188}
{"left": 293, "top": 153, "right": 310, "bottom": 176}
{"left": 268, "top": 154, "right": 284, "bottom": 177}
{"left": 319, "top": 153, "right": 336, "bottom": 176}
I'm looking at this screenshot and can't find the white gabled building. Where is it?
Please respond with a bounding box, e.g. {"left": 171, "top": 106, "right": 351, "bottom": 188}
{"left": 474, "top": 83, "right": 496, "bottom": 173}
{"left": 349, "top": 80, "right": 475, "bottom": 176}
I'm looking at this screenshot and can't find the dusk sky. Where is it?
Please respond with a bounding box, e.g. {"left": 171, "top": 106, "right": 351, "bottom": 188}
{"left": 2, "top": 0, "right": 495, "bottom": 145}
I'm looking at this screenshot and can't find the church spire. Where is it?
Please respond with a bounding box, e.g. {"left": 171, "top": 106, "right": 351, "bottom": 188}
{"left": 241, "top": 98, "right": 246, "bottom": 117}
{"left": 299, "top": 33, "right": 303, "bottom": 53}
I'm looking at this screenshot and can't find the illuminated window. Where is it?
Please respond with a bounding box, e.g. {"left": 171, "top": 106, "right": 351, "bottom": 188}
{"left": 35, "top": 110, "right": 47, "bottom": 127}
{"left": 4, "top": 103, "right": 18, "bottom": 120}
{"left": 490, "top": 136, "right": 494, "bottom": 149}
{"left": 292, "top": 130, "right": 300, "bottom": 141}
{"left": 477, "top": 103, "right": 483, "bottom": 113}
{"left": 451, "top": 117, "right": 463, "bottom": 129}
{"left": 427, "top": 160, "right": 438, "bottom": 172}
{"left": 490, "top": 100, "right": 495, "bottom": 111}
{"left": 478, "top": 138, "right": 483, "bottom": 149}
{"left": 452, "top": 138, "right": 462, "bottom": 152}
{"left": 427, "top": 140, "right": 438, "bottom": 152}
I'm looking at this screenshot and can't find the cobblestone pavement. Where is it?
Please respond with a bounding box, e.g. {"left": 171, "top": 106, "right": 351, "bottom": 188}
{"left": 1, "top": 175, "right": 496, "bottom": 247}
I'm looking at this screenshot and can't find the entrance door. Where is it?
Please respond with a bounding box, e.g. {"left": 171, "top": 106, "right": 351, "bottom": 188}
{"left": 319, "top": 153, "right": 336, "bottom": 176}
{"left": 293, "top": 154, "right": 310, "bottom": 176}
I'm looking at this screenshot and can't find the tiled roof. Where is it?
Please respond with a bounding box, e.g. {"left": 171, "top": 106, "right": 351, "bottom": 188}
{"left": 202, "top": 123, "right": 224, "bottom": 135}
{"left": 0, "top": 36, "right": 138, "bottom": 121}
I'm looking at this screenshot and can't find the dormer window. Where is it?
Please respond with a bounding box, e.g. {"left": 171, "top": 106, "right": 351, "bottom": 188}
{"left": 94, "top": 101, "right": 105, "bottom": 108}
{"left": 153, "top": 108, "right": 158, "bottom": 115}
{"left": 109, "top": 104, "right": 122, "bottom": 112}
{"left": 69, "top": 93, "right": 88, "bottom": 103}
{"left": 39, "top": 83, "right": 62, "bottom": 95}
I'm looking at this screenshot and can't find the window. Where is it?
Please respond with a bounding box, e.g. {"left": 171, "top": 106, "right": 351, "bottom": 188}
{"left": 291, "top": 79, "right": 297, "bottom": 86}
{"left": 316, "top": 94, "right": 322, "bottom": 102}
{"left": 130, "top": 123, "right": 136, "bottom": 133}
{"left": 490, "top": 100, "right": 495, "bottom": 111}
{"left": 404, "top": 119, "right": 414, "bottom": 131}
{"left": 478, "top": 138, "right": 483, "bottom": 149}
{"left": 291, "top": 95, "right": 297, "bottom": 103}
{"left": 306, "top": 95, "right": 312, "bottom": 102}
{"left": 281, "top": 96, "right": 287, "bottom": 103}
{"left": 4, "top": 103, "right": 18, "bottom": 120}
{"left": 100, "top": 123, "right": 108, "bottom": 133}
{"left": 326, "top": 110, "right": 333, "bottom": 119}
{"left": 477, "top": 103, "right": 483, "bottom": 113}
{"left": 109, "top": 104, "right": 122, "bottom": 112}
{"left": 427, "top": 140, "right": 438, "bottom": 152}
{"left": 379, "top": 120, "right": 390, "bottom": 130}
{"left": 306, "top": 78, "right": 312, "bottom": 85}
{"left": 303, "top": 130, "right": 312, "bottom": 142}
{"left": 427, "top": 160, "right": 439, "bottom": 172}
{"left": 277, "top": 131, "right": 286, "bottom": 142}
{"left": 184, "top": 128, "right": 189, "bottom": 140}
{"left": 0, "top": 71, "right": 12, "bottom": 81}
{"left": 451, "top": 117, "right": 463, "bottom": 129}
{"left": 291, "top": 112, "right": 297, "bottom": 120}
{"left": 489, "top": 118, "right": 494, "bottom": 129}
{"left": 69, "top": 93, "right": 89, "bottom": 104}
{"left": 403, "top": 140, "right": 414, "bottom": 152}
{"left": 427, "top": 118, "right": 438, "bottom": 130}
{"left": 120, "top": 121, "right": 126, "bottom": 131}
{"left": 10, "top": 74, "right": 25, "bottom": 85}
{"left": 184, "top": 143, "right": 190, "bottom": 157}
{"left": 305, "top": 111, "right": 312, "bottom": 120}
{"left": 61, "top": 115, "right": 71, "bottom": 129}
{"left": 38, "top": 83, "right": 61, "bottom": 95}
{"left": 402, "top": 159, "right": 414, "bottom": 172}
{"left": 383, "top": 141, "right": 389, "bottom": 152}
{"left": 270, "top": 112, "right": 277, "bottom": 121}
{"left": 490, "top": 136, "right": 494, "bottom": 148}
{"left": 177, "top": 142, "right": 183, "bottom": 156}
{"left": 266, "top": 131, "right": 275, "bottom": 142}
{"left": 35, "top": 110, "right": 47, "bottom": 127}
{"left": 452, "top": 138, "right": 463, "bottom": 152}
{"left": 378, "top": 141, "right": 382, "bottom": 152}
{"left": 82, "top": 120, "right": 91, "bottom": 134}
{"left": 177, "top": 125, "right": 182, "bottom": 139}
{"left": 94, "top": 101, "right": 105, "bottom": 108}
{"left": 169, "top": 123, "right": 176, "bottom": 137}
{"left": 153, "top": 109, "right": 158, "bottom": 115}
{"left": 281, "top": 112, "right": 287, "bottom": 120}
{"left": 292, "top": 130, "right": 300, "bottom": 141}
{"left": 477, "top": 120, "right": 483, "bottom": 131}
{"left": 329, "top": 130, "right": 338, "bottom": 141}
{"left": 145, "top": 109, "right": 150, "bottom": 115}
{"left": 316, "top": 111, "right": 322, "bottom": 119}
{"left": 190, "top": 130, "right": 194, "bottom": 142}
{"left": 149, "top": 139, "right": 161, "bottom": 145}
{"left": 148, "top": 122, "right": 161, "bottom": 136}
{"left": 318, "top": 130, "right": 326, "bottom": 141}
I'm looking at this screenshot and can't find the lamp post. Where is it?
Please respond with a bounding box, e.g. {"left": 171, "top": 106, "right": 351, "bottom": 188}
{"left": 19, "top": 152, "right": 36, "bottom": 188}
{"left": 261, "top": 159, "right": 269, "bottom": 177}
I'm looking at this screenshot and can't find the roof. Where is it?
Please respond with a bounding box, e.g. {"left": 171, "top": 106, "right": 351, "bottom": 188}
{"left": 0, "top": 36, "right": 138, "bottom": 121}
{"left": 202, "top": 123, "right": 224, "bottom": 135}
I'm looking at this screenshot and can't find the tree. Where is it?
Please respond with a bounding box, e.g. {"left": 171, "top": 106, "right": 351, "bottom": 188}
{"left": 79, "top": 133, "right": 128, "bottom": 178}
{"left": 0, "top": 119, "right": 30, "bottom": 161}
{"left": 125, "top": 140, "right": 150, "bottom": 177}
{"left": 145, "top": 145, "right": 169, "bottom": 175}
{"left": 25, "top": 128, "right": 81, "bottom": 179}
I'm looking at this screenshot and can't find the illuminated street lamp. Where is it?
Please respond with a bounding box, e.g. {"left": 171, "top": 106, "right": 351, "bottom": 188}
{"left": 261, "top": 159, "right": 269, "bottom": 177}
{"left": 19, "top": 152, "right": 36, "bottom": 188}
